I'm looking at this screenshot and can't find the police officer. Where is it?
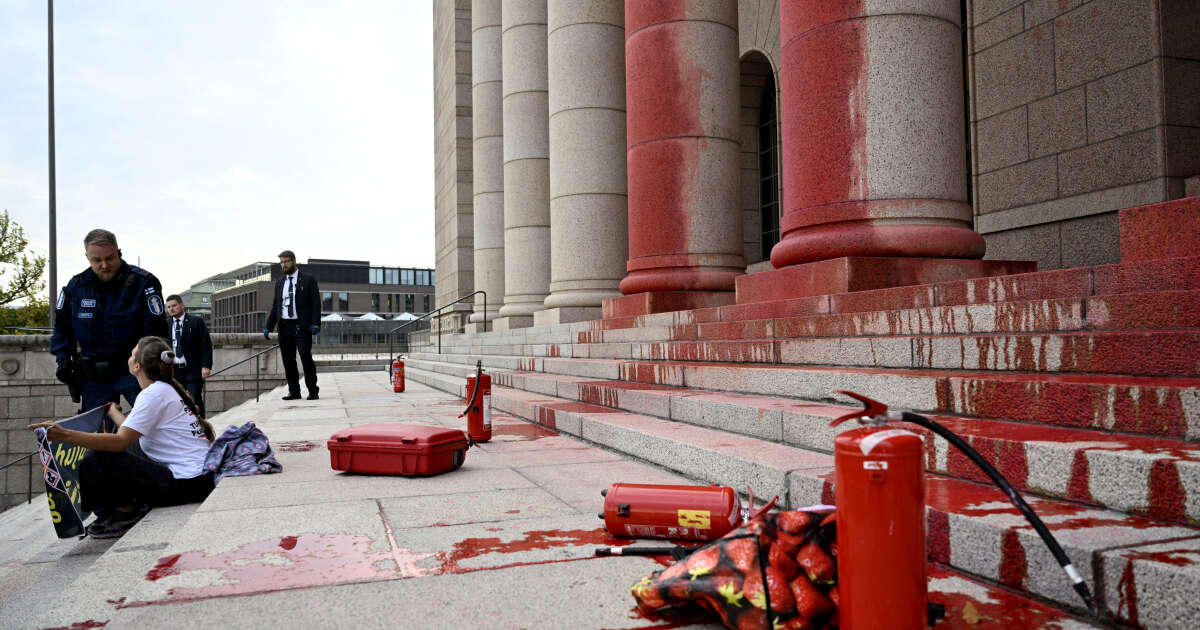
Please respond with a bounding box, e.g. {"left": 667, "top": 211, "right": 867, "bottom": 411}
{"left": 51, "top": 229, "right": 170, "bottom": 410}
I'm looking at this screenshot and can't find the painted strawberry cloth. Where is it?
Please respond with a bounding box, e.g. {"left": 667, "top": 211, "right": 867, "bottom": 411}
{"left": 631, "top": 509, "right": 838, "bottom": 630}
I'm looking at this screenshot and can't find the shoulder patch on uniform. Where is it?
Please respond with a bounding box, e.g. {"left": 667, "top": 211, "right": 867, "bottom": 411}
{"left": 56, "top": 289, "right": 65, "bottom": 310}
{"left": 148, "top": 294, "right": 164, "bottom": 315}
{"left": 144, "top": 287, "right": 155, "bottom": 295}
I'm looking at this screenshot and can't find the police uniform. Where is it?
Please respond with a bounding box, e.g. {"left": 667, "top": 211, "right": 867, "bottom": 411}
{"left": 51, "top": 262, "right": 170, "bottom": 410}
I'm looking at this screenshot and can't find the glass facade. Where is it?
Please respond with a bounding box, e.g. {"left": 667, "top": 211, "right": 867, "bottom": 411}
{"left": 367, "top": 266, "right": 434, "bottom": 286}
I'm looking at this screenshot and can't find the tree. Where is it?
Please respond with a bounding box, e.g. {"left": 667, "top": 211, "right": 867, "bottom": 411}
{"left": 0, "top": 210, "right": 48, "bottom": 333}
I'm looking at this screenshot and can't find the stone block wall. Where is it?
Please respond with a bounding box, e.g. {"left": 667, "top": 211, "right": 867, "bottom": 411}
{"left": 969, "top": 0, "right": 1200, "bottom": 270}
{"left": 0, "top": 334, "right": 285, "bottom": 512}
{"left": 433, "top": 0, "right": 475, "bottom": 333}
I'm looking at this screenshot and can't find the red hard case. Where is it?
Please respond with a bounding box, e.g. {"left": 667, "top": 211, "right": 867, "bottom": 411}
{"left": 327, "top": 424, "right": 468, "bottom": 476}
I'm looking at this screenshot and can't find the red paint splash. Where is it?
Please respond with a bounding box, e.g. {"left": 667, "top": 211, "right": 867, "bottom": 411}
{"left": 1144, "top": 459, "right": 1186, "bottom": 522}
{"left": 927, "top": 567, "right": 1087, "bottom": 629}
{"left": 1117, "top": 559, "right": 1140, "bottom": 626}
{"left": 132, "top": 527, "right": 632, "bottom": 607}
{"left": 598, "top": 605, "right": 719, "bottom": 630}
{"left": 492, "top": 422, "right": 559, "bottom": 441}
{"left": 998, "top": 529, "right": 1028, "bottom": 589}
{"left": 42, "top": 622, "right": 109, "bottom": 630}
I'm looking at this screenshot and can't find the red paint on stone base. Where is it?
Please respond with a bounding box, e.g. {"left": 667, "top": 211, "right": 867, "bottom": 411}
{"left": 735, "top": 257, "right": 1035, "bottom": 304}
{"left": 603, "top": 291, "right": 735, "bottom": 318}
{"left": 1119, "top": 196, "right": 1200, "bottom": 262}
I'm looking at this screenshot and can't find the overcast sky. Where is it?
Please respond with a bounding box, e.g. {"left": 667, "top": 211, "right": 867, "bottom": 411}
{"left": 0, "top": 0, "right": 435, "bottom": 301}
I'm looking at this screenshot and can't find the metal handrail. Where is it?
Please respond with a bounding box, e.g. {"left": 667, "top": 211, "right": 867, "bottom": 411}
{"left": 0, "top": 451, "right": 37, "bottom": 506}
{"left": 388, "top": 290, "right": 485, "bottom": 366}
{"left": 208, "top": 344, "right": 280, "bottom": 402}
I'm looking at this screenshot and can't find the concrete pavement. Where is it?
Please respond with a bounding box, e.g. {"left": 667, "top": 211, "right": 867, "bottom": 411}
{"left": 1, "top": 371, "right": 1100, "bottom": 629}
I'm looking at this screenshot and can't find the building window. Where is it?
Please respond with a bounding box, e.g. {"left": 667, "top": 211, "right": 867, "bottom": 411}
{"left": 415, "top": 269, "right": 430, "bottom": 285}
{"left": 759, "top": 70, "right": 781, "bottom": 260}
{"left": 371, "top": 293, "right": 380, "bottom": 312}
{"left": 423, "top": 294, "right": 431, "bottom": 312}
{"left": 338, "top": 292, "right": 349, "bottom": 311}
{"left": 385, "top": 268, "right": 398, "bottom": 285}
{"left": 322, "top": 291, "right": 332, "bottom": 311}
{"left": 405, "top": 293, "right": 414, "bottom": 312}
{"left": 401, "top": 269, "right": 414, "bottom": 285}
{"left": 369, "top": 267, "right": 382, "bottom": 284}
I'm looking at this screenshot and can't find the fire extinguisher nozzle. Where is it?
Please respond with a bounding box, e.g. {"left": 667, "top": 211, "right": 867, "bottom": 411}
{"left": 597, "top": 513, "right": 604, "bottom": 519}
{"left": 600, "top": 488, "right": 607, "bottom": 497}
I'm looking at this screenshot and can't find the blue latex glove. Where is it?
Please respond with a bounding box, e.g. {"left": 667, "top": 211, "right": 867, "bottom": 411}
{"left": 262, "top": 329, "right": 270, "bottom": 340}
{"left": 309, "top": 325, "right": 320, "bottom": 335}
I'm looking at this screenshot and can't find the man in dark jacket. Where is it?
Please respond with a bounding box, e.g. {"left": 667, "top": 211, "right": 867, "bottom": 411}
{"left": 165, "top": 294, "right": 213, "bottom": 417}
{"left": 51, "top": 229, "right": 170, "bottom": 410}
{"left": 264, "top": 250, "right": 321, "bottom": 400}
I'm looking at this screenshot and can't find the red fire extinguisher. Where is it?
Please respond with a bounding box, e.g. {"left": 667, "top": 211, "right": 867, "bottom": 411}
{"left": 392, "top": 356, "right": 406, "bottom": 393}
{"left": 834, "top": 425, "right": 926, "bottom": 629}
{"left": 459, "top": 361, "right": 491, "bottom": 442}
{"left": 599, "top": 483, "right": 754, "bottom": 542}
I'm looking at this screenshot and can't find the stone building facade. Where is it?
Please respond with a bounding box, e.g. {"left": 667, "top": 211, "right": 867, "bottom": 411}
{"left": 431, "top": 0, "right": 1200, "bottom": 327}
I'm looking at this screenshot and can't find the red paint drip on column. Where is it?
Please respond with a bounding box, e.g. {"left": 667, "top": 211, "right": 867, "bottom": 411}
{"left": 926, "top": 510, "right": 950, "bottom": 564}
{"left": 998, "top": 529, "right": 1028, "bottom": 588}
{"left": 1117, "top": 560, "right": 1140, "bottom": 627}
{"left": 1066, "top": 450, "right": 1094, "bottom": 503}
{"left": 1145, "top": 459, "right": 1186, "bottom": 522}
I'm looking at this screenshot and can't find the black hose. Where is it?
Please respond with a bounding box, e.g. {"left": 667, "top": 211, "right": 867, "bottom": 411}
{"left": 458, "top": 360, "right": 483, "bottom": 419}
{"left": 899, "top": 411, "right": 1097, "bottom": 613}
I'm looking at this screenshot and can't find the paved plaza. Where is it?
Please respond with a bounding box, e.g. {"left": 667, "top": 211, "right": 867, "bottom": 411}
{"left": 1, "top": 371, "right": 1099, "bottom": 629}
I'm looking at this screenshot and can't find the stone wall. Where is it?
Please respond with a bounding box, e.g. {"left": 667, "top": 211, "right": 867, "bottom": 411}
{"left": 0, "top": 334, "right": 285, "bottom": 511}
{"left": 969, "top": 0, "right": 1200, "bottom": 270}
{"left": 432, "top": 0, "right": 475, "bottom": 333}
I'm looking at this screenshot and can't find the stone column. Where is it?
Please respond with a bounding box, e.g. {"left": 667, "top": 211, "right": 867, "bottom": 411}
{"left": 771, "top": 0, "right": 984, "bottom": 268}
{"left": 496, "top": 0, "right": 550, "bottom": 328}
{"left": 618, "top": 0, "right": 744, "bottom": 298}
{"left": 536, "top": 0, "right": 627, "bottom": 326}
{"left": 470, "top": 0, "right": 504, "bottom": 329}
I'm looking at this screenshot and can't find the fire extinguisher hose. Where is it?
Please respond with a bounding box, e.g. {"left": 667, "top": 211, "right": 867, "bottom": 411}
{"left": 457, "top": 360, "right": 483, "bottom": 419}
{"left": 898, "top": 411, "right": 1097, "bottom": 613}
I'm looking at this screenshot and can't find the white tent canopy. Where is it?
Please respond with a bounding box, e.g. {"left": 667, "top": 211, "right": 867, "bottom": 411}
{"left": 320, "top": 313, "right": 346, "bottom": 321}
{"left": 355, "top": 312, "right": 384, "bottom": 321}
{"left": 393, "top": 312, "right": 419, "bottom": 321}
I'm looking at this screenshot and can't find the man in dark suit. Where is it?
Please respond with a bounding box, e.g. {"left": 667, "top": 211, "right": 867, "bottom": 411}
{"left": 264, "top": 250, "right": 321, "bottom": 400}
{"left": 165, "top": 294, "right": 213, "bottom": 417}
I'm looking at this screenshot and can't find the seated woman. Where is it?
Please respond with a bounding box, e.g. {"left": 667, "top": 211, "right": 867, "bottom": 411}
{"left": 29, "top": 336, "right": 216, "bottom": 539}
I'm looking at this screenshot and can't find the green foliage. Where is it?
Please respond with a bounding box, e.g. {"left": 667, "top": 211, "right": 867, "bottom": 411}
{"left": 0, "top": 300, "right": 50, "bottom": 333}
{"left": 0, "top": 210, "right": 47, "bottom": 308}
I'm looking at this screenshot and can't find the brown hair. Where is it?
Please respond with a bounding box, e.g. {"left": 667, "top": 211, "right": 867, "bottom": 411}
{"left": 278, "top": 250, "right": 296, "bottom": 261}
{"left": 134, "top": 336, "right": 215, "bottom": 442}
{"left": 84, "top": 229, "right": 119, "bottom": 249}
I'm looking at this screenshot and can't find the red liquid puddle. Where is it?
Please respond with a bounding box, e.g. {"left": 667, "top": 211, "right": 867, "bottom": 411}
{"left": 275, "top": 441, "right": 321, "bottom": 453}
{"left": 42, "top": 622, "right": 109, "bottom": 630}
{"left": 133, "top": 527, "right": 631, "bottom": 607}
{"left": 598, "top": 605, "right": 717, "bottom": 630}
{"left": 490, "top": 422, "right": 559, "bottom": 441}
{"left": 927, "top": 568, "right": 1084, "bottom": 629}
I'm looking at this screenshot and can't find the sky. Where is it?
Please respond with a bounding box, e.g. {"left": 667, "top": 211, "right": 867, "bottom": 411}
{"left": 0, "top": 0, "right": 435, "bottom": 302}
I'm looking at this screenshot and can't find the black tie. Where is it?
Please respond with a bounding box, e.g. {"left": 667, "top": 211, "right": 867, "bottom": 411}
{"left": 287, "top": 276, "right": 295, "bottom": 318}
{"left": 174, "top": 319, "right": 182, "bottom": 355}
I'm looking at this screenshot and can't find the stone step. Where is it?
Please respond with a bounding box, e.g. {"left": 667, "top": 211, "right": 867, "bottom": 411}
{"left": 583, "top": 290, "right": 1200, "bottom": 344}
{"left": 407, "top": 356, "right": 1200, "bottom": 525}
{"left": 404, "top": 365, "right": 1200, "bottom": 626}
{"left": 406, "top": 352, "right": 1200, "bottom": 441}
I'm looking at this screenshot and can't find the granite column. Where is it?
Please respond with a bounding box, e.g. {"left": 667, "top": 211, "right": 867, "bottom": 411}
{"left": 617, "top": 0, "right": 744, "bottom": 310}
{"left": 537, "top": 0, "right": 627, "bottom": 325}
{"left": 497, "top": 0, "right": 550, "bottom": 327}
{"left": 470, "top": 0, "right": 504, "bottom": 328}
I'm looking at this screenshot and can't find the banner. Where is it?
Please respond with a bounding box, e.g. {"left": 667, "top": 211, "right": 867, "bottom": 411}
{"left": 33, "top": 405, "right": 111, "bottom": 538}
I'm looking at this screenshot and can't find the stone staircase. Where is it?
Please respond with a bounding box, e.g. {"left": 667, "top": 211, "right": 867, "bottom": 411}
{"left": 405, "top": 199, "right": 1200, "bottom": 628}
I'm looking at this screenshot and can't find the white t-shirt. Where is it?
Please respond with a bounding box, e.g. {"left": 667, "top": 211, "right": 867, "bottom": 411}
{"left": 122, "top": 381, "right": 211, "bottom": 479}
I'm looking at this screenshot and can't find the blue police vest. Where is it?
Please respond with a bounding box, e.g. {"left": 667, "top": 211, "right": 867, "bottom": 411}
{"left": 50, "top": 263, "right": 169, "bottom": 360}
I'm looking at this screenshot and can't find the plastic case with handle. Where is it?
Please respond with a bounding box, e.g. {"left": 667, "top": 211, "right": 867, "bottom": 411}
{"left": 327, "top": 424, "right": 468, "bottom": 476}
